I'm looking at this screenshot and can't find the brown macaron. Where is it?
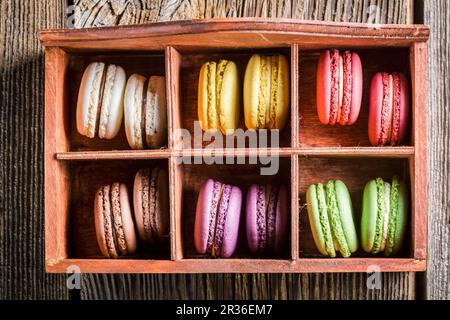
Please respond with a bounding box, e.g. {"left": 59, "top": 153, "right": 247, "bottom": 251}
{"left": 94, "top": 183, "right": 137, "bottom": 258}
{"left": 133, "top": 168, "right": 170, "bottom": 243}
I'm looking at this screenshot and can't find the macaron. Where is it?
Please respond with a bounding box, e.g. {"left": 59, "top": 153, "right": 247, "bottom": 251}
{"left": 368, "top": 72, "right": 409, "bottom": 146}
{"left": 316, "top": 49, "right": 363, "bottom": 126}
{"left": 194, "top": 179, "right": 242, "bottom": 258}
{"left": 133, "top": 167, "right": 169, "bottom": 244}
{"left": 246, "top": 184, "right": 288, "bottom": 254}
{"left": 94, "top": 183, "right": 137, "bottom": 258}
{"left": 76, "top": 62, "right": 126, "bottom": 139}
{"left": 306, "top": 180, "right": 358, "bottom": 258}
{"left": 361, "top": 176, "right": 408, "bottom": 256}
{"left": 198, "top": 60, "right": 240, "bottom": 135}
{"left": 243, "top": 54, "right": 290, "bottom": 130}
{"left": 124, "top": 74, "right": 167, "bottom": 149}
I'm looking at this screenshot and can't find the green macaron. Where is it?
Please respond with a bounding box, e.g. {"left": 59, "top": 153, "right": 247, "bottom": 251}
{"left": 306, "top": 180, "right": 358, "bottom": 258}
{"left": 360, "top": 176, "right": 407, "bottom": 256}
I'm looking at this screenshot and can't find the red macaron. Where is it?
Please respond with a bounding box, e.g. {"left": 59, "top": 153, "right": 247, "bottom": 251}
{"left": 368, "top": 72, "right": 409, "bottom": 146}
{"left": 316, "top": 49, "right": 363, "bottom": 126}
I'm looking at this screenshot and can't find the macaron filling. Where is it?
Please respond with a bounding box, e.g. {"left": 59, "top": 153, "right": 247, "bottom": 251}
{"left": 213, "top": 184, "right": 232, "bottom": 255}
{"left": 315, "top": 184, "right": 336, "bottom": 257}
{"left": 385, "top": 176, "right": 400, "bottom": 256}
{"left": 139, "top": 77, "right": 150, "bottom": 149}
{"left": 255, "top": 185, "right": 267, "bottom": 252}
{"left": 266, "top": 185, "right": 278, "bottom": 251}
{"left": 390, "top": 73, "right": 402, "bottom": 145}
{"left": 339, "top": 51, "right": 353, "bottom": 125}
{"left": 325, "top": 181, "right": 351, "bottom": 257}
{"left": 88, "top": 63, "right": 107, "bottom": 138}
{"left": 111, "top": 183, "right": 128, "bottom": 255}
{"left": 206, "top": 181, "right": 224, "bottom": 256}
{"left": 98, "top": 64, "right": 117, "bottom": 138}
{"left": 206, "top": 62, "right": 217, "bottom": 129}
{"left": 100, "top": 185, "right": 118, "bottom": 257}
{"left": 329, "top": 50, "right": 340, "bottom": 125}
{"left": 257, "top": 56, "right": 269, "bottom": 129}
{"left": 371, "top": 178, "right": 385, "bottom": 254}
{"left": 378, "top": 73, "right": 402, "bottom": 146}
{"left": 380, "top": 182, "right": 391, "bottom": 252}
{"left": 268, "top": 56, "right": 279, "bottom": 129}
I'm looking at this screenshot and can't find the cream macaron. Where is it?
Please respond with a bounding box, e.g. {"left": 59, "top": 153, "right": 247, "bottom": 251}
{"left": 124, "top": 74, "right": 167, "bottom": 150}
{"left": 243, "top": 54, "right": 290, "bottom": 130}
{"left": 76, "top": 62, "right": 126, "bottom": 139}
{"left": 198, "top": 60, "right": 240, "bottom": 135}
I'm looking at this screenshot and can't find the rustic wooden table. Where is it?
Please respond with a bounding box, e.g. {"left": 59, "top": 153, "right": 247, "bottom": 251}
{"left": 1, "top": 0, "right": 448, "bottom": 300}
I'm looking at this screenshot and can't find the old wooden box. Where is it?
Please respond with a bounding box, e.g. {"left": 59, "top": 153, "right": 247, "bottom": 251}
{"left": 39, "top": 19, "right": 429, "bottom": 273}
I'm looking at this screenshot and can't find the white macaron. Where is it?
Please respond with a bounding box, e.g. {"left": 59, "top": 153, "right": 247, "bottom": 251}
{"left": 76, "top": 62, "right": 126, "bottom": 139}
{"left": 124, "top": 74, "right": 167, "bottom": 150}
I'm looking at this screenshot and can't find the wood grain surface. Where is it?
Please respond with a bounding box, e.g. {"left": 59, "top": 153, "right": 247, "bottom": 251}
{"left": 0, "top": 0, "right": 69, "bottom": 299}
{"left": 424, "top": 0, "right": 450, "bottom": 300}
{"left": 1, "top": 0, "right": 448, "bottom": 300}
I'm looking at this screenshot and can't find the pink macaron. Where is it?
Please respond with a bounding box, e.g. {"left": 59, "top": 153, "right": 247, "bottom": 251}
{"left": 194, "top": 179, "right": 242, "bottom": 258}
{"left": 246, "top": 184, "right": 288, "bottom": 254}
{"left": 368, "top": 72, "right": 409, "bottom": 146}
{"left": 316, "top": 49, "right": 363, "bottom": 126}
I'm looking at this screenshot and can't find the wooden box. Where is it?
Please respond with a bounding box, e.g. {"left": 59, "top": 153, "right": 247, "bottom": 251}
{"left": 40, "top": 19, "right": 429, "bottom": 273}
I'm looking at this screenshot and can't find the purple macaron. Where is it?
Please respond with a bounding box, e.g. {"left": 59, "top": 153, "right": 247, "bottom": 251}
{"left": 246, "top": 184, "right": 288, "bottom": 254}
{"left": 194, "top": 179, "right": 242, "bottom": 258}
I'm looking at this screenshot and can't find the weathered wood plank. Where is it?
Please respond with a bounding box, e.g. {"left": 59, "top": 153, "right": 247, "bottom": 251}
{"left": 424, "top": 0, "right": 450, "bottom": 300}
{"left": 0, "top": 0, "right": 69, "bottom": 299}
{"left": 73, "top": 0, "right": 414, "bottom": 28}
{"left": 76, "top": 0, "right": 417, "bottom": 300}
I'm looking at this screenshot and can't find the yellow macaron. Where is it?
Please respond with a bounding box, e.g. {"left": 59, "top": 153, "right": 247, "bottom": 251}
{"left": 198, "top": 60, "right": 240, "bottom": 135}
{"left": 243, "top": 54, "right": 290, "bottom": 130}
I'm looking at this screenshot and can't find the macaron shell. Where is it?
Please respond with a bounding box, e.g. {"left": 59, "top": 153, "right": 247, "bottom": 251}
{"left": 118, "top": 183, "right": 137, "bottom": 254}
{"left": 269, "top": 55, "right": 290, "bottom": 130}
{"left": 273, "top": 184, "right": 288, "bottom": 253}
{"left": 245, "top": 184, "right": 261, "bottom": 253}
{"left": 244, "top": 54, "right": 262, "bottom": 129}
{"left": 218, "top": 61, "right": 240, "bottom": 135}
{"left": 94, "top": 185, "right": 119, "bottom": 258}
{"left": 218, "top": 186, "right": 242, "bottom": 258}
{"left": 124, "top": 73, "right": 146, "bottom": 149}
{"left": 368, "top": 72, "right": 384, "bottom": 146}
{"left": 306, "top": 184, "right": 333, "bottom": 256}
{"left": 347, "top": 52, "right": 363, "bottom": 125}
{"left": 198, "top": 62, "right": 218, "bottom": 131}
{"left": 94, "top": 185, "right": 113, "bottom": 257}
{"left": 153, "top": 168, "right": 170, "bottom": 241}
{"left": 361, "top": 179, "right": 379, "bottom": 252}
{"left": 133, "top": 169, "right": 149, "bottom": 242}
{"left": 194, "top": 179, "right": 216, "bottom": 254}
{"left": 334, "top": 180, "right": 358, "bottom": 253}
{"left": 316, "top": 50, "right": 332, "bottom": 125}
{"left": 76, "top": 62, "right": 105, "bottom": 138}
{"left": 98, "top": 65, "right": 126, "bottom": 139}
{"left": 387, "top": 179, "right": 408, "bottom": 256}
{"left": 145, "top": 76, "right": 167, "bottom": 147}
{"left": 393, "top": 73, "right": 409, "bottom": 145}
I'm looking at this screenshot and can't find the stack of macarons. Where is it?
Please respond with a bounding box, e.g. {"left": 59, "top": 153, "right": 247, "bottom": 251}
{"left": 306, "top": 176, "right": 408, "bottom": 258}
{"left": 197, "top": 53, "right": 290, "bottom": 134}
{"left": 316, "top": 49, "right": 410, "bottom": 146}
{"left": 94, "top": 167, "right": 169, "bottom": 258}
{"left": 76, "top": 62, "right": 167, "bottom": 149}
{"left": 194, "top": 179, "right": 289, "bottom": 258}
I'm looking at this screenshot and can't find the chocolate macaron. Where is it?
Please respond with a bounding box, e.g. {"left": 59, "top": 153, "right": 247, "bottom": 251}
{"left": 133, "top": 168, "right": 169, "bottom": 244}
{"left": 194, "top": 179, "right": 242, "bottom": 258}
{"left": 94, "top": 183, "right": 137, "bottom": 258}
{"left": 246, "top": 184, "right": 288, "bottom": 254}
{"left": 316, "top": 49, "right": 363, "bottom": 126}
